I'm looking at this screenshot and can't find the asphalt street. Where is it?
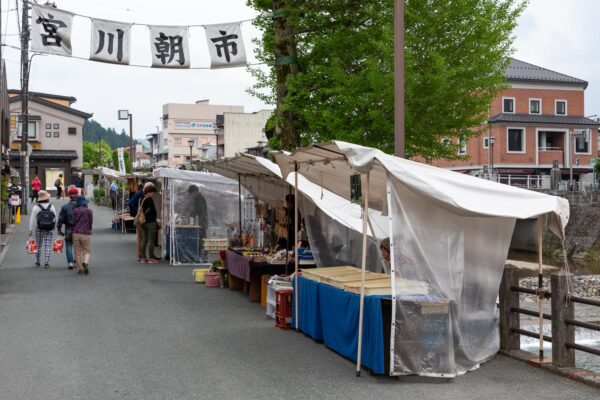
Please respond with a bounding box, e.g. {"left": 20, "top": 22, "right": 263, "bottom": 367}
{"left": 0, "top": 201, "right": 598, "bottom": 399}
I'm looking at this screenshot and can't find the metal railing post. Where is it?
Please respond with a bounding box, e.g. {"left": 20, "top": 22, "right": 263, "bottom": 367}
{"left": 500, "top": 264, "right": 521, "bottom": 351}
{"left": 551, "top": 270, "right": 575, "bottom": 368}
{"left": 508, "top": 175, "right": 512, "bottom": 186}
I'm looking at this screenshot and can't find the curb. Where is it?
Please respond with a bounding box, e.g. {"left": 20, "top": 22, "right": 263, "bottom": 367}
{"left": 500, "top": 349, "right": 600, "bottom": 389}
{"left": 0, "top": 225, "right": 17, "bottom": 266}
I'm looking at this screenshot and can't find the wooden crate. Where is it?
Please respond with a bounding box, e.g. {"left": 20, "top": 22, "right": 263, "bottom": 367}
{"left": 301, "top": 266, "right": 357, "bottom": 282}
{"left": 344, "top": 278, "right": 392, "bottom": 295}
{"left": 322, "top": 271, "right": 389, "bottom": 288}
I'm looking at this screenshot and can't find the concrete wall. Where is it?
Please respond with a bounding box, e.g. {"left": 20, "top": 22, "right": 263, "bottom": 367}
{"left": 223, "top": 110, "right": 271, "bottom": 158}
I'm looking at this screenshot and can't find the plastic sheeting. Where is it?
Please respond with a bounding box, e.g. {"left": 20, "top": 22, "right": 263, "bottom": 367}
{"left": 153, "top": 170, "right": 240, "bottom": 265}
{"left": 274, "top": 141, "right": 569, "bottom": 377}
{"left": 389, "top": 177, "right": 514, "bottom": 376}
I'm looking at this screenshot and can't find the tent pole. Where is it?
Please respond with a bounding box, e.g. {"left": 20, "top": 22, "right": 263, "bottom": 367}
{"left": 537, "top": 216, "right": 544, "bottom": 361}
{"left": 294, "top": 163, "right": 299, "bottom": 331}
{"left": 356, "top": 172, "right": 370, "bottom": 377}
{"left": 238, "top": 174, "right": 243, "bottom": 247}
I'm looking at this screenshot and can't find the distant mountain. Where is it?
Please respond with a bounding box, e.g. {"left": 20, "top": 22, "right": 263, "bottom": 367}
{"left": 83, "top": 119, "right": 141, "bottom": 149}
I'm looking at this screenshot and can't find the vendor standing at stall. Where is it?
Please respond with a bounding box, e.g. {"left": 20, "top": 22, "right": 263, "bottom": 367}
{"left": 186, "top": 185, "right": 208, "bottom": 262}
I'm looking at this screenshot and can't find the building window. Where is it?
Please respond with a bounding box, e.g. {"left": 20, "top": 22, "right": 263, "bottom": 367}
{"left": 45, "top": 123, "right": 52, "bottom": 129}
{"left": 53, "top": 132, "right": 59, "bottom": 138}
{"left": 45, "top": 131, "right": 52, "bottom": 137}
{"left": 68, "top": 127, "right": 76, "bottom": 135}
{"left": 175, "top": 138, "right": 182, "bottom": 145}
{"left": 175, "top": 121, "right": 191, "bottom": 129}
{"left": 556, "top": 100, "right": 567, "bottom": 115}
{"left": 507, "top": 128, "right": 525, "bottom": 153}
{"left": 503, "top": 97, "right": 515, "bottom": 113}
{"left": 163, "top": 119, "right": 168, "bottom": 128}
{"left": 574, "top": 129, "right": 590, "bottom": 154}
{"left": 441, "top": 138, "right": 450, "bottom": 148}
{"left": 483, "top": 137, "right": 489, "bottom": 149}
{"left": 17, "top": 121, "right": 36, "bottom": 138}
{"left": 529, "top": 99, "right": 541, "bottom": 114}
{"left": 53, "top": 123, "right": 59, "bottom": 129}
{"left": 458, "top": 138, "right": 467, "bottom": 155}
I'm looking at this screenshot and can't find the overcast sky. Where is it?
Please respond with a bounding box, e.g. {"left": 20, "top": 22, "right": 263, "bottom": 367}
{"left": 2, "top": 0, "right": 599, "bottom": 140}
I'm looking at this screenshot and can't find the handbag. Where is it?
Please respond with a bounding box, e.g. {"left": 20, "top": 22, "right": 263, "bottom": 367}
{"left": 134, "top": 197, "right": 147, "bottom": 225}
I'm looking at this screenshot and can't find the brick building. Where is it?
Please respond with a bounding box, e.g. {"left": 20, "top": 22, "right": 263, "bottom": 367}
{"left": 430, "top": 59, "right": 600, "bottom": 180}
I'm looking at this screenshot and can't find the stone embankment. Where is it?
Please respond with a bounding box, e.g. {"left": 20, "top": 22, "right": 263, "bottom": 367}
{"left": 520, "top": 275, "right": 600, "bottom": 300}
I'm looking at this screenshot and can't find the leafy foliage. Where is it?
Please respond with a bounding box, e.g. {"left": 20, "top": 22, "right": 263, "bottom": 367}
{"left": 83, "top": 119, "right": 139, "bottom": 150}
{"left": 83, "top": 141, "right": 113, "bottom": 169}
{"left": 247, "top": 0, "right": 526, "bottom": 159}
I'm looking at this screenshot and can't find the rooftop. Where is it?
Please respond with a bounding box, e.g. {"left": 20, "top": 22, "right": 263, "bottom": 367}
{"left": 489, "top": 113, "right": 600, "bottom": 126}
{"left": 506, "top": 59, "right": 588, "bottom": 89}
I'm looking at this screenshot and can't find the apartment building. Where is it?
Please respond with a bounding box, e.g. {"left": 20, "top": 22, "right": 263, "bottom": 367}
{"left": 215, "top": 109, "right": 272, "bottom": 158}
{"left": 8, "top": 90, "right": 91, "bottom": 190}
{"left": 431, "top": 59, "right": 600, "bottom": 179}
{"left": 158, "top": 100, "right": 243, "bottom": 166}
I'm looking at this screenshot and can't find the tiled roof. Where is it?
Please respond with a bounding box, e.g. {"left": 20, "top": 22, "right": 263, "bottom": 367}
{"left": 8, "top": 89, "right": 77, "bottom": 104}
{"left": 9, "top": 94, "right": 92, "bottom": 119}
{"left": 506, "top": 59, "right": 588, "bottom": 88}
{"left": 489, "top": 113, "right": 600, "bottom": 126}
{"left": 10, "top": 150, "right": 79, "bottom": 160}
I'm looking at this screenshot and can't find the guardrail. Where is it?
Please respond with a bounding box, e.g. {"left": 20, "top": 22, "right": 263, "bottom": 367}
{"left": 499, "top": 266, "right": 600, "bottom": 368}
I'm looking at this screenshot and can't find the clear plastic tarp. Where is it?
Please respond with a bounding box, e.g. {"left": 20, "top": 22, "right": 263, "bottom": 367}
{"left": 153, "top": 170, "right": 240, "bottom": 266}
{"left": 389, "top": 177, "right": 515, "bottom": 376}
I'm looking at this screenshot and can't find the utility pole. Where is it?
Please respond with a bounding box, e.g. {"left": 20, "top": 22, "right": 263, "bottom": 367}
{"left": 394, "top": 0, "right": 405, "bottom": 158}
{"left": 272, "top": 1, "right": 299, "bottom": 150}
{"left": 20, "top": 0, "right": 30, "bottom": 214}
{"left": 129, "top": 114, "right": 134, "bottom": 173}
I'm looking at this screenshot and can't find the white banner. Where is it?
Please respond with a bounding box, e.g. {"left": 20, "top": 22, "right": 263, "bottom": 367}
{"left": 90, "top": 18, "right": 132, "bottom": 65}
{"left": 204, "top": 23, "right": 247, "bottom": 69}
{"left": 117, "top": 148, "right": 126, "bottom": 174}
{"left": 149, "top": 25, "right": 190, "bottom": 68}
{"left": 31, "top": 5, "right": 74, "bottom": 56}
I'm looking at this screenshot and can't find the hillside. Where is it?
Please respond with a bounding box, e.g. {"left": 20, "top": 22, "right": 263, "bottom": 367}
{"left": 83, "top": 119, "right": 140, "bottom": 149}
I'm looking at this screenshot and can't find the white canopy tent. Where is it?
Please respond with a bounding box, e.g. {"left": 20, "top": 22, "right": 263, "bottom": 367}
{"left": 201, "top": 154, "right": 388, "bottom": 270}
{"left": 274, "top": 141, "right": 569, "bottom": 377}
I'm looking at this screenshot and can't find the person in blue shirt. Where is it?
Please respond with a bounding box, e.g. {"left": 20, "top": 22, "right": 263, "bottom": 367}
{"left": 110, "top": 181, "right": 119, "bottom": 210}
{"left": 57, "top": 186, "right": 79, "bottom": 269}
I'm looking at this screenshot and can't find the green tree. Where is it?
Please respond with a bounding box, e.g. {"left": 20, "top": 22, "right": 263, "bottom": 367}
{"left": 247, "top": 0, "right": 526, "bottom": 159}
{"left": 83, "top": 140, "right": 113, "bottom": 169}
{"left": 83, "top": 119, "right": 141, "bottom": 149}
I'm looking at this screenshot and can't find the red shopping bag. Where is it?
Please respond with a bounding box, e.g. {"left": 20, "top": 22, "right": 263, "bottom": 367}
{"left": 52, "top": 239, "right": 64, "bottom": 254}
{"left": 25, "top": 239, "right": 37, "bottom": 254}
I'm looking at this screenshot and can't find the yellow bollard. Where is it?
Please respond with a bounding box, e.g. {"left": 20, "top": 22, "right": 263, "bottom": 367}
{"left": 15, "top": 207, "right": 20, "bottom": 224}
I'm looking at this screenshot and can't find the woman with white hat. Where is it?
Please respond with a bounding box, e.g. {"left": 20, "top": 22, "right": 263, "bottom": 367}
{"left": 29, "top": 190, "right": 57, "bottom": 268}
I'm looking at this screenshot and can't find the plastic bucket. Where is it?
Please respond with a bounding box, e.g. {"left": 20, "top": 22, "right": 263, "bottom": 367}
{"left": 205, "top": 271, "right": 220, "bottom": 287}
{"left": 193, "top": 268, "right": 210, "bottom": 283}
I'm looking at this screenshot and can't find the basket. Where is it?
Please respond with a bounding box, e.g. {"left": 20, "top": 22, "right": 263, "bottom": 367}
{"left": 193, "top": 268, "right": 210, "bottom": 283}
{"left": 204, "top": 271, "right": 220, "bottom": 287}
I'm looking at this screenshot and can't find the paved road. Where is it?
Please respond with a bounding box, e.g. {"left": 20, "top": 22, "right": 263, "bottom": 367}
{"left": 0, "top": 201, "right": 598, "bottom": 399}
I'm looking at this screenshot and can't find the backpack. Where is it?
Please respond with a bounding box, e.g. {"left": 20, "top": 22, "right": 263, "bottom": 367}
{"left": 54, "top": 178, "right": 61, "bottom": 187}
{"left": 37, "top": 204, "right": 56, "bottom": 231}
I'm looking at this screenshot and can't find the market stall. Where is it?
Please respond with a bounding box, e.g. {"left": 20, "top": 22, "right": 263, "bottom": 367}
{"left": 152, "top": 168, "right": 241, "bottom": 266}
{"left": 275, "top": 141, "right": 569, "bottom": 378}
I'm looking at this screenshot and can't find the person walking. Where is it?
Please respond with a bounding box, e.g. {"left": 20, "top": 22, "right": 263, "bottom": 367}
{"left": 31, "top": 176, "right": 41, "bottom": 203}
{"left": 140, "top": 185, "right": 160, "bottom": 263}
{"left": 57, "top": 186, "right": 79, "bottom": 270}
{"left": 72, "top": 196, "right": 93, "bottom": 275}
{"left": 29, "top": 190, "right": 57, "bottom": 268}
{"left": 129, "top": 182, "right": 145, "bottom": 261}
{"left": 74, "top": 172, "right": 85, "bottom": 195}
{"left": 55, "top": 174, "right": 64, "bottom": 199}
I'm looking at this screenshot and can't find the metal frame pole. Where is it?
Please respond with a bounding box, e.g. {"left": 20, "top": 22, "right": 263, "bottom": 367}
{"left": 394, "top": 0, "right": 405, "bottom": 157}
{"left": 356, "top": 172, "right": 370, "bottom": 376}
{"left": 19, "top": 0, "right": 30, "bottom": 214}
{"left": 294, "top": 163, "right": 299, "bottom": 331}
{"left": 129, "top": 114, "right": 134, "bottom": 173}
{"left": 238, "top": 174, "right": 242, "bottom": 246}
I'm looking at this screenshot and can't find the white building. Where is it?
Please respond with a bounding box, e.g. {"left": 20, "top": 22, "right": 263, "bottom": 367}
{"left": 158, "top": 100, "right": 244, "bottom": 166}
{"left": 217, "top": 110, "right": 272, "bottom": 158}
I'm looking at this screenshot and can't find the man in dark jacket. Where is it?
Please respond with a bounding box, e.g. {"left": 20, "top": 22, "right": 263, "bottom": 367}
{"left": 129, "top": 183, "right": 151, "bottom": 261}
{"left": 57, "top": 185, "right": 79, "bottom": 269}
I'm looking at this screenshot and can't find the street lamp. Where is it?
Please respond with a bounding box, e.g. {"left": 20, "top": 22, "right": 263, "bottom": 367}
{"left": 118, "top": 109, "right": 133, "bottom": 172}
{"left": 188, "top": 139, "right": 195, "bottom": 168}
{"left": 489, "top": 136, "right": 496, "bottom": 178}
